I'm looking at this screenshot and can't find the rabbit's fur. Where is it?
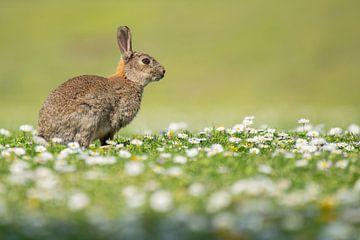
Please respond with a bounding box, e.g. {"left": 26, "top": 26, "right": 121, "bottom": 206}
{"left": 38, "top": 26, "right": 165, "bottom": 147}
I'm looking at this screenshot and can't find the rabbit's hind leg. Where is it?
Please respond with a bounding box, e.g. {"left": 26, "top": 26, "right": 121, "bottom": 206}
{"left": 70, "top": 104, "right": 99, "bottom": 147}
{"left": 73, "top": 118, "right": 98, "bottom": 147}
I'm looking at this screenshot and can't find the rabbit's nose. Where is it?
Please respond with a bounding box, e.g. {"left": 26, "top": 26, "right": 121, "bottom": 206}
{"left": 162, "top": 69, "right": 166, "bottom": 74}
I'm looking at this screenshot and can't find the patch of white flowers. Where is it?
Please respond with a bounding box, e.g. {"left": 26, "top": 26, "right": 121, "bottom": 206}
{"left": 0, "top": 118, "right": 359, "bottom": 238}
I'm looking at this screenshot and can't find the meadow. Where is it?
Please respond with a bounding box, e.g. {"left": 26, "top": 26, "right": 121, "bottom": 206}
{"left": 0, "top": 117, "right": 359, "bottom": 239}
{"left": 1, "top": 1, "right": 360, "bottom": 239}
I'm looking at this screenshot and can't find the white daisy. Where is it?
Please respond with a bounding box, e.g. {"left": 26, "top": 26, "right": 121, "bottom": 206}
{"left": 317, "top": 160, "right": 332, "bottom": 171}
{"left": 307, "top": 131, "right": 319, "bottom": 138}
{"left": 348, "top": 124, "right": 359, "bottom": 135}
{"left": 149, "top": 190, "right": 173, "bottom": 212}
{"left": 258, "top": 164, "right": 272, "bottom": 174}
{"left": 35, "top": 145, "right": 47, "bottom": 153}
{"left": 229, "top": 137, "right": 241, "bottom": 143}
{"left": 188, "top": 183, "right": 205, "bottom": 197}
{"left": 19, "top": 124, "right": 34, "bottom": 133}
{"left": 67, "top": 142, "right": 80, "bottom": 149}
{"left": 335, "top": 160, "right": 349, "bottom": 169}
{"left": 0, "top": 128, "right": 11, "bottom": 137}
{"left": 188, "top": 138, "right": 201, "bottom": 144}
{"left": 68, "top": 192, "right": 90, "bottom": 211}
{"left": 130, "top": 139, "right": 143, "bottom": 146}
{"left": 295, "top": 159, "right": 308, "bottom": 167}
{"left": 206, "top": 191, "right": 231, "bottom": 213}
{"left": 298, "top": 118, "right": 310, "bottom": 124}
{"left": 249, "top": 148, "right": 260, "bottom": 154}
{"left": 177, "top": 133, "right": 188, "bottom": 139}
{"left": 186, "top": 148, "right": 199, "bottom": 158}
{"left": 173, "top": 155, "right": 187, "bottom": 164}
{"left": 119, "top": 149, "right": 131, "bottom": 158}
{"left": 124, "top": 161, "right": 145, "bottom": 176}
{"left": 328, "top": 128, "right": 342, "bottom": 136}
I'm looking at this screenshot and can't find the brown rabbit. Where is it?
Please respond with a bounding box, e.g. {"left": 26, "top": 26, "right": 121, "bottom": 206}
{"left": 38, "top": 26, "right": 165, "bottom": 147}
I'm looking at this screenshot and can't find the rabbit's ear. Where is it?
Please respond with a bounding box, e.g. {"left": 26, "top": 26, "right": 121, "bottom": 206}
{"left": 117, "top": 26, "right": 133, "bottom": 61}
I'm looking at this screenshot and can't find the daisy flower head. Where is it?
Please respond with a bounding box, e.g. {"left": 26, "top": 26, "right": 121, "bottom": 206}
{"left": 317, "top": 160, "right": 332, "bottom": 171}
{"left": 124, "top": 161, "right": 145, "bottom": 176}
{"left": 67, "top": 142, "right": 80, "bottom": 149}
{"left": 226, "top": 128, "right": 235, "bottom": 135}
{"left": 188, "top": 183, "right": 206, "bottom": 197}
{"left": 149, "top": 190, "right": 173, "bottom": 212}
{"left": 258, "top": 164, "right": 272, "bottom": 174}
{"left": 249, "top": 148, "right": 260, "bottom": 155}
{"left": 216, "top": 126, "right": 226, "bottom": 132}
{"left": 335, "top": 160, "right": 348, "bottom": 169}
{"left": 105, "top": 140, "right": 117, "bottom": 146}
{"left": 12, "top": 148, "right": 26, "bottom": 156}
{"left": 35, "top": 152, "right": 54, "bottom": 163}
{"left": 122, "top": 186, "right": 145, "bottom": 209}
{"left": 168, "top": 122, "right": 187, "bottom": 132}
{"left": 186, "top": 148, "right": 199, "bottom": 158}
{"left": 348, "top": 124, "right": 360, "bottom": 135}
{"left": 203, "top": 127, "right": 213, "bottom": 133}
{"left": 35, "top": 145, "right": 47, "bottom": 153}
{"left": 173, "top": 155, "right": 187, "bottom": 164}
{"left": 166, "top": 166, "right": 183, "bottom": 177}
{"left": 51, "top": 137, "right": 63, "bottom": 144}
{"left": 177, "top": 133, "right": 188, "bottom": 139}
{"left": 188, "top": 138, "right": 201, "bottom": 144}
{"left": 307, "top": 131, "right": 319, "bottom": 138}
{"left": 119, "top": 149, "right": 131, "bottom": 158}
{"left": 206, "top": 144, "right": 224, "bottom": 157}
{"left": 232, "top": 124, "right": 245, "bottom": 133}
{"left": 68, "top": 192, "right": 90, "bottom": 211}
{"left": 19, "top": 124, "right": 34, "bottom": 133}
{"left": 206, "top": 191, "right": 231, "bottom": 213}
{"left": 130, "top": 139, "right": 143, "bottom": 146}
{"left": 328, "top": 128, "right": 342, "bottom": 136}
{"left": 242, "top": 116, "right": 254, "bottom": 126}
{"left": 295, "top": 159, "right": 308, "bottom": 168}
{"left": 159, "top": 152, "right": 171, "bottom": 159}
{"left": 298, "top": 118, "right": 310, "bottom": 125}
{"left": 229, "top": 137, "right": 241, "bottom": 143}
{"left": 0, "top": 128, "right": 11, "bottom": 137}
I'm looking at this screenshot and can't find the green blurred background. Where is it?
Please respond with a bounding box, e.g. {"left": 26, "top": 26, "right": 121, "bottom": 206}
{"left": 0, "top": 0, "right": 359, "bottom": 131}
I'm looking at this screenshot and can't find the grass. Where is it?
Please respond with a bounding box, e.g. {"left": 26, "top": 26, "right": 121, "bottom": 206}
{"left": 0, "top": 118, "right": 359, "bottom": 239}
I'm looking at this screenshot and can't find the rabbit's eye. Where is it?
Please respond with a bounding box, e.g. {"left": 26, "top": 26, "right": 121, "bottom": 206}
{"left": 142, "top": 58, "right": 151, "bottom": 65}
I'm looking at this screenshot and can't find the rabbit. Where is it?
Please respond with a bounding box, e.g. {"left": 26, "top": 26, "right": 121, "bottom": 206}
{"left": 38, "top": 26, "right": 165, "bottom": 147}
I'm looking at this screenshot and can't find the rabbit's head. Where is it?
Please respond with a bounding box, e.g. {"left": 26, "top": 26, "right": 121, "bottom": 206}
{"left": 117, "top": 26, "right": 165, "bottom": 86}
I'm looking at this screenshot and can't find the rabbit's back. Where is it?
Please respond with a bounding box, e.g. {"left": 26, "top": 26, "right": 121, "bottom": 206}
{"left": 39, "top": 75, "right": 116, "bottom": 121}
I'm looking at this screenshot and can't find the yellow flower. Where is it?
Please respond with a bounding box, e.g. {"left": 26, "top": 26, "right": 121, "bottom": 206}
{"left": 319, "top": 197, "right": 337, "bottom": 222}
{"left": 27, "top": 198, "right": 39, "bottom": 209}
{"left": 319, "top": 197, "right": 336, "bottom": 211}
{"left": 167, "top": 130, "right": 174, "bottom": 137}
